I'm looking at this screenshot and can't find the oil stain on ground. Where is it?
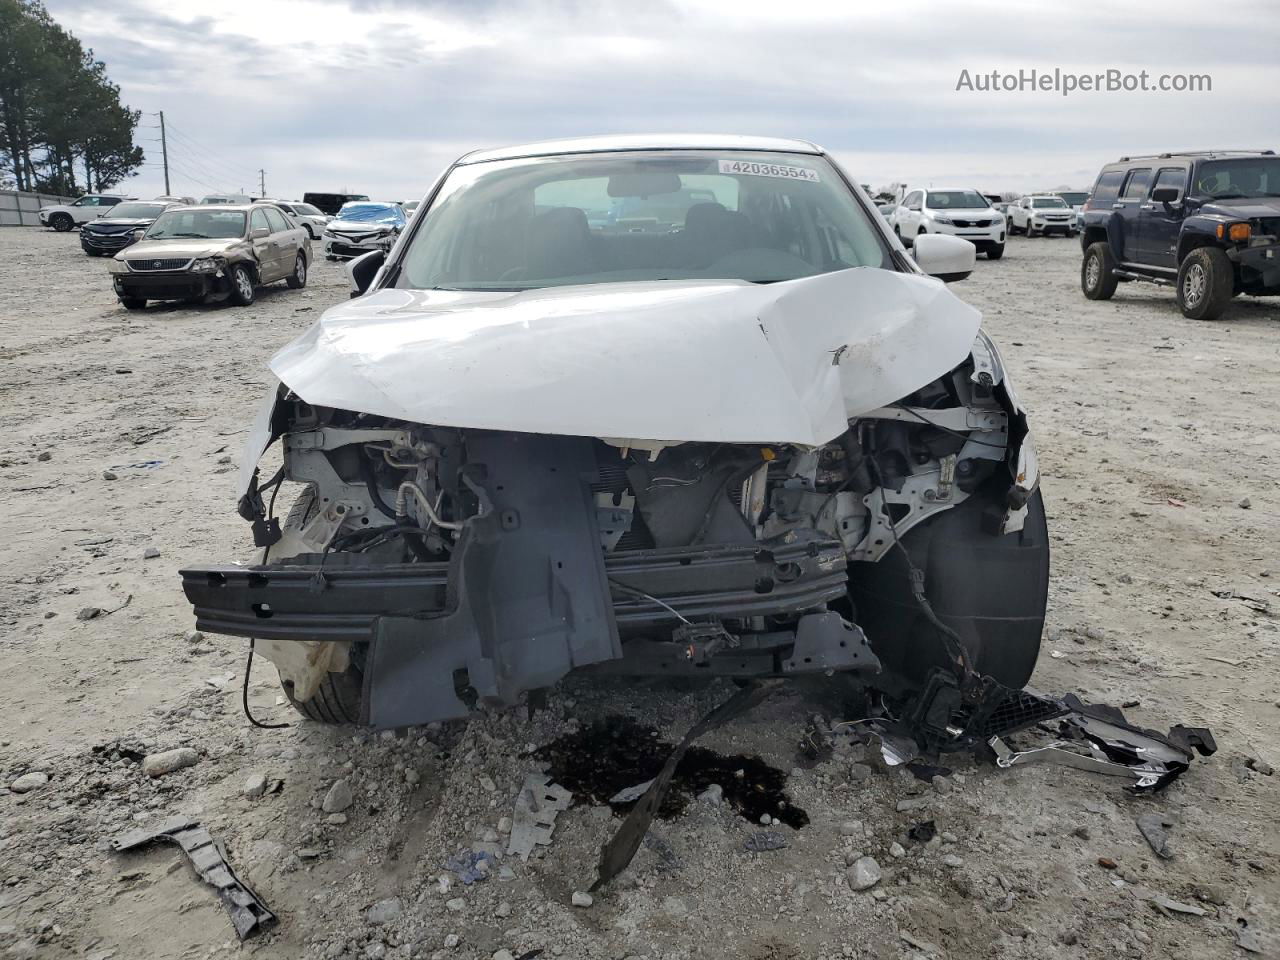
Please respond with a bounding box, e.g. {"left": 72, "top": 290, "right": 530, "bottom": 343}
{"left": 537, "top": 715, "right": 808, "bottom": 828}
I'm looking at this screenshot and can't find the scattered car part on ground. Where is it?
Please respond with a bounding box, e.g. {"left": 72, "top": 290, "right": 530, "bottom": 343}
{"left": 1079, "top": 149, "right": 1280, "bottom": 320}
{"left": 1008, "top": 195, "right": 1077, "bottom": 236}
{"left": 38, "top": 193, "right": 130, "bottom": 231}
{"left": 506, "top": 774, "right": 573, "bottom": 862}
{"left": 986, "top": 693, "right": 1216, "bottom": 792}
{"left": 890, "top": 187, "right": 1007, "bottom": 258}
{"left": 181, "top": 135, "right": 1047, "bottom": 739}
{"left": 110, "top": 815, "right": 276, "bottom": 939}
{"left": 107, "top": 203, "right": 311, "bottom": 309}
{"left": 322, "top": 200, "right": 407, "bottom": 259}
{"left": 79, "top": 200, "right": 177, "bottom": 256}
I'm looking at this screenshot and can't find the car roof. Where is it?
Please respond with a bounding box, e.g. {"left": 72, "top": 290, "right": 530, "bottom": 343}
{"left": 923, "top": 186, "right": 986, "bottom": 194}
{"left": 457, "top": 134, "right": 824, "bottom": 165}
{"left": 1114, "top": 149, "right": 1275, "bottom": 163}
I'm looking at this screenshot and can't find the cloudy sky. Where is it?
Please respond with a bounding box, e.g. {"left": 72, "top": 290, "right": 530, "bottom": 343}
{"left": 47, "top": 0, "right": 1280, "bottom": 201}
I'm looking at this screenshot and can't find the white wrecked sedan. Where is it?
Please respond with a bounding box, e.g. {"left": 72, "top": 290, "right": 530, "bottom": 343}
{"left": 182, "top": 135, "right": 1047, "bottom": 733}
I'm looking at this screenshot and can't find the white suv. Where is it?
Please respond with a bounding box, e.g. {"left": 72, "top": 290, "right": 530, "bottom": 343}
{"left": 38, "top": 194, "right": 131, "bottom": 232}
{"left": 1008, "top": 195, "right": 1076, "bottom": 237}
{"left": 890, "top": 187, "right": 1006, "bottom": 260}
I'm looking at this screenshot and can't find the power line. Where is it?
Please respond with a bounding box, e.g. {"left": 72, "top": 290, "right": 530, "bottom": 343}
{"left": 161, "top": 119, "right": 259, "bottom": 182}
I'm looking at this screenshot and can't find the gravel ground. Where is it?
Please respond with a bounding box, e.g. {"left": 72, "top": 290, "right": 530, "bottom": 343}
{"left": 0, "top": 227, "right": 1276, "bottom": 960}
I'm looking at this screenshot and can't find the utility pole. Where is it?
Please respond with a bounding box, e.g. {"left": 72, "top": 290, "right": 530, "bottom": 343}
{"left": 258, "top": 169, "right": 266, "bottom": 198}
{"left": 158, "top": 111, "right": 170, "bottom": 195}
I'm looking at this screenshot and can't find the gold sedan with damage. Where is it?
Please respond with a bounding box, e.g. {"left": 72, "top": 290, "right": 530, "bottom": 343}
{"left": 107, "top": 203, "right": 311, "bottom": 310}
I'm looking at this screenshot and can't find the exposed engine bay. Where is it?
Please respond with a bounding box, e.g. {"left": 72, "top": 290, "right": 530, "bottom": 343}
{"left": 182, "top": 333, "right": 1049, "bottom": 737}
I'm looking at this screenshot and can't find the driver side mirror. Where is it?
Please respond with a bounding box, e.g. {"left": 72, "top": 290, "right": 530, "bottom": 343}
{"left": 347, "top": 249, "right": 385, "bottom": 297}
{"left": 912, "top": 234, "right": 975, "bottom": 283}
{"left": 1151, "top": 186, "right": 1180, "bottom": 205}
{"left": 250, "top": 226, "right": 269, "bottom": 239}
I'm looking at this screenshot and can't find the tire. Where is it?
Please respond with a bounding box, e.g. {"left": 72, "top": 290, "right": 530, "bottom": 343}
{"left": 284, "top": 665, "right": 365, "bottom": 724}
{"left": 50, "top": 213, "right": 74, "bottom": 232}
{"left": 275, "top": 487, "right": 367, "bottom": 724}
{"left": 1081, "top": 242, "right": 1119, "bottom": 300}
{"left": 119, "top": 297, "right": 146, "bottom": 310}
{"left": 894, "top": 224, "right": 907, "bottom": 248}
{"left": 848, "top": 489, "right": 1049, "bottom": 691}
{"left": 285, "top": 253, "right": 307, "bottom": 289}
{"left": 986, "top": 243, "right": 1005, "bottom": 260}
{"left": 1026, "top": 221, "right": 1038, "bottom": 238}
{"left": 228, "top": 263, "right": 256, "bottom": 306}
{"left": 1176, "top": 247, "right": 1234, "bottom": 321}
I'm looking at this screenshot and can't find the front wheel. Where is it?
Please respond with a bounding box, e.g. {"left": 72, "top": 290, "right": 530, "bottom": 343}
{"left": 286, "top": 253, "right": 307, "bottom": 289}
{"left": 1081, "top": 241, "right": 1119, "bottom": 300}
{"left": 283, "top": 663, "right": 365, "bottom": 724}
{"left": 50, "top": 213, "right": 74, "bottom": 232}
{"left": 1176, "top": 247, "right": 1233, "bottom": 321}
{"left": 119, "top": 297, "right": 146, "bottom": 311}
{"left": 848, "top": 489, "right": 1049, "bottom": 691}
{"left": 228, "top": 264, "right": 256, "bottom": 306}
{"left": 275, "top": 487, "right": 366, "bottom": 724}
{"left": 986, "top": 243, "right": 1005, "bottom": 260}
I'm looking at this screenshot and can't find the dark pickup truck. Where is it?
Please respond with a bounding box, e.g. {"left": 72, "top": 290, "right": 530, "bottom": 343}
{"left": 1079, "top": 150, "right": 1280, "bottom": 320}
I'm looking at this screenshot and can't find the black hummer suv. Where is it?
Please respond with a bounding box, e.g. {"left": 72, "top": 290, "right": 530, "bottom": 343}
{"left": 1079, "top": 150, "right": 1280, "bottom": 320}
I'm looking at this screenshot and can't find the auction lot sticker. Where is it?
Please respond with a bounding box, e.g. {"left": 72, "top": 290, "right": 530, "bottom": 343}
{"left": 718, "top": 159, "right": 820, "bottom": 182}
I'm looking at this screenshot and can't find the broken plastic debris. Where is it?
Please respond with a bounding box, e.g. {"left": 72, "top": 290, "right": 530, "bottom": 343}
{"left": 743, "top": 830, "right": 789, "bottom": 852}
{"left": 1135, "top": 813, "right": 1175, "bottom": 859}
{"left": 608, "top": 778, "right": 656, "bottom": 804}
{"left": 110, "top": 815, "right": 275, "bottom": 939}
{"left": 988, "top": 695, "right": 1215, "bottom": 793}
{"left": 506, "top": 773, "right": 572, "bottom": 862}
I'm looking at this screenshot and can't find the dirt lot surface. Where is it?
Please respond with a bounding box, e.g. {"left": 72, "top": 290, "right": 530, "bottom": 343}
{"left": 1, "top": 227, "right": 1277, "bottom": 960}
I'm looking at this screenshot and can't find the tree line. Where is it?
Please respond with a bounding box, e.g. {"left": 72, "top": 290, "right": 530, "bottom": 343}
{"left": 0, "top": 0, "right": 143, "bottom": 195}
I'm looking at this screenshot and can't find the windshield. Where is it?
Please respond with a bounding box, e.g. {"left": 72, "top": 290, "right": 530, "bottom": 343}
{"left": 105, "top": 202, "right": 167, "bottom": 219}
{"left": 146, "top": 209, "right": 246, "bottom": 240}
{"left": 336, "top": 202, "right": 404, "bottom": 224}
{"left": 1032, "top": 197, "right": 1067, "bottom": 208}
{"left": 926, "top": 190, "right": 988, "bottom": 209}
{"left": 294, "top": 203, "right": 324, "bottom": 217}
{"left": 1194, "top": 158, "right": 1280, "bottom": 199}
{"left": 1057, "top": 192, "right": 1088, "bottom": 205}
{"left": 395, "top": 150, "right": 890, "bottom": 291}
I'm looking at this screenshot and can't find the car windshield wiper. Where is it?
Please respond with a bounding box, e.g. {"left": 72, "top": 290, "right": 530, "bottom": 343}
{"left": 1208, "top": 193, "right": 1247, "bottom": 200}
{"left": 158, "top": 232, "right": 213, "bottom": 239}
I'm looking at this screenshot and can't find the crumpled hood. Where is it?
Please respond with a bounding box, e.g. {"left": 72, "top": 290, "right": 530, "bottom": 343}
{"left": 1199, "top": 197, "right": 1280, "bottom": 220}
{"left": 268, "top": 268, "right": 981, "bottom": 447}
{"left": 119, "top": 237, "right": 243, "bottom": 260}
